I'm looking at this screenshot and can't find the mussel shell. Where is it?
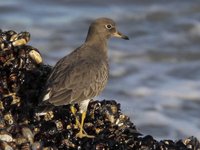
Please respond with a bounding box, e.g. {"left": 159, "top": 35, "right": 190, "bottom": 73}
{"left": 21, "top": 127, "right": 34, "bottom": 144}
{"left": 5, "top": 30, "right": 17, "bottom": 39}
{"left": 0, "top": 141, "right": 13, "bottom": 150}
{"left": 0, "top": 132, "right": 13, "bottom": 142}
{"left": 29, "top": 50, "right": 43, "bottom": 64}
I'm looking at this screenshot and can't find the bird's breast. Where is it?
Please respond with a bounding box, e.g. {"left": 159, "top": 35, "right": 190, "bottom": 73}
{"left": 91, "top": 60, "right": 109, "bottom": 96}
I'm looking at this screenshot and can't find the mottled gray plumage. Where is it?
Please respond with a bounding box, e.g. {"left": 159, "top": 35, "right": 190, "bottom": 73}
{"left": 43, "top": 45, "right": 109, "bottom": 107}
{"left": 42, "top": 18, "right": 129, "bottom": 113}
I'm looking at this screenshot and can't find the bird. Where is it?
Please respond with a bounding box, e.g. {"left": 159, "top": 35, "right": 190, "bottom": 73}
{"left": 40, "top": 17, "right": 129, "bottom": 138}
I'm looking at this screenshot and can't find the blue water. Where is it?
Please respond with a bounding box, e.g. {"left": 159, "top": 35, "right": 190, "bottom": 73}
{"left": 1, "top": 0, "right": 200, "bottom": 140}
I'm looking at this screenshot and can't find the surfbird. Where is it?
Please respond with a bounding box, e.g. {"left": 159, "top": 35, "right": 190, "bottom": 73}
{"left": 41, "top": 18, "right": 129, "bottom": 138}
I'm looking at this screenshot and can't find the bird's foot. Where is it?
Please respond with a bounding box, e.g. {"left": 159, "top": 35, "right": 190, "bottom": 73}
{"left": 76, "top": 130, "right": 95, "bottom": 138}
{"left": 71, "top": 107, "right": 95, "bottom": 138}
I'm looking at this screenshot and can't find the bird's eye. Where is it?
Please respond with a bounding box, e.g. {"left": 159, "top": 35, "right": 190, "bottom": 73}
{"left": 105, "top": 24, "right": 113, "bottom": 29}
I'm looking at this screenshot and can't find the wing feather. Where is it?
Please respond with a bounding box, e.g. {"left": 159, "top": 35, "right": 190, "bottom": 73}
{"left": 42, "top": 58, "right": 108, "bottom": 106}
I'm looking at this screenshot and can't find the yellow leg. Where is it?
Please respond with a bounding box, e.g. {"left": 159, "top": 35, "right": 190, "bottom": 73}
{"left": 70, "top": 106, "right": 88, "bottom": 135}
{"left": 75, "top": 111, "right": 86, "bottom": 138}
{"left": 70, "top": 105, "right": 80, "bottom": 127}
{"left": 70, "top": 106, "right": 94, "bottom": 138}
{"left": 76, "top": 111, "right": 94, "bottom": 138}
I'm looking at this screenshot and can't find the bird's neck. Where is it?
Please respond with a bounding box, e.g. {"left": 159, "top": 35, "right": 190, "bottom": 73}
{"left": 85, "top": 29, "right": 108, "bottom": 52}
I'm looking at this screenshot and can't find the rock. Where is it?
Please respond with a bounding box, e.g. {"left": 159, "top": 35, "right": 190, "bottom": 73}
{"left": 0, "top": 29, "right": 199, "bottom": 150}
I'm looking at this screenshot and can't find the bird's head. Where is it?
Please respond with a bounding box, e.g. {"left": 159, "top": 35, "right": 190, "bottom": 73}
{"left": 86, "top": 18, "right": 129, "bottom": 42}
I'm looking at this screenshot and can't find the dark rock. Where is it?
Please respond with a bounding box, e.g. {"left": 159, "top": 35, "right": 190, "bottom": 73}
{"left": 0, "top": 29, "right": 199, "bottom": 150}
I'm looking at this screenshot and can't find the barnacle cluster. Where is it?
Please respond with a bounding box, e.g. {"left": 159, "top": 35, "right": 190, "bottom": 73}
{"left": 0, "top": 29, "right": 199, "bottom": 150}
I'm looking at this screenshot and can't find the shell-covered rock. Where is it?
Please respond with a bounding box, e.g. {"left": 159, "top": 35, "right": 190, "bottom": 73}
{"left": 0, "top": 29, "right": 199, "bottom": 150}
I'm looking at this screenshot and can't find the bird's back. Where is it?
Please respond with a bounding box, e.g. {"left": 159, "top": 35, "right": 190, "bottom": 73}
{"left": 42, "top": 44, "right": 109, "bottom": 106}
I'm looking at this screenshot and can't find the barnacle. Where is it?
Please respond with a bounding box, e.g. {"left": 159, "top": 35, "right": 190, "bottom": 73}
{"left": 44, "top": 111, "right": 54, "bottom": 121}
{"left": 4, "top": 113, "right": 14, "bottom": 125}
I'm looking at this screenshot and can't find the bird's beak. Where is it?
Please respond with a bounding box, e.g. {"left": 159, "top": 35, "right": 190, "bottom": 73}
{"left": 112, "top": 31, "right": 129, "bottom": 40}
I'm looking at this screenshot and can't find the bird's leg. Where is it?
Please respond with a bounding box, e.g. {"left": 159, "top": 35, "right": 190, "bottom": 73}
{"left": 70, "top": 105, "right": 88, "bottom": 136}
{"left": 76, "top": 111, "right": 94, "bottom": 138}
{"left": 70, "top": 105, "right": 81, "bottom": 128}
{"left": 71, "top": 100, "right": 94, "bottom": 138}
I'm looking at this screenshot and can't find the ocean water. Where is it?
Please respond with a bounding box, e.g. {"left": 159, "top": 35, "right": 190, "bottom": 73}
{"left": 1, "top": 0, "right": 200, "bottom": 140}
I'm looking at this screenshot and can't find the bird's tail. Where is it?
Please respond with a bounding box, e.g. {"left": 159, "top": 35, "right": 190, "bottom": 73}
{"left": 35, "top": 101, "right": 55, "bottom": 116}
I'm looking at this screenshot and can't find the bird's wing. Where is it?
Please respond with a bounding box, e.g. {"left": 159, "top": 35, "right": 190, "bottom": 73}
{"left": 42, "top": 59, "right": 108, "bottom": 106}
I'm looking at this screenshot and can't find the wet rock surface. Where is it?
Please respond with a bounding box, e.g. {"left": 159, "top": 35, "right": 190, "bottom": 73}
{"left": 0, "top": 29, "right": 199, "bottom": 150}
